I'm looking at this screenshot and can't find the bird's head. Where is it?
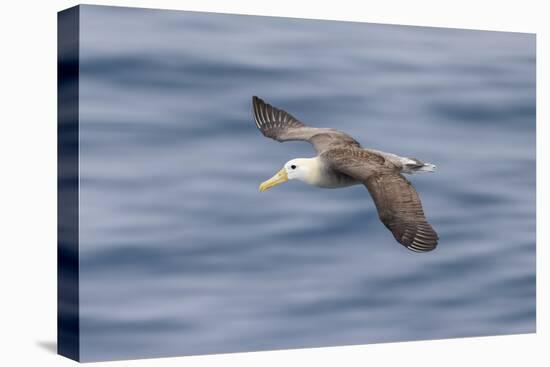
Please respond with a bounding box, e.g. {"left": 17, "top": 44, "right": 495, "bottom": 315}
{"left": 259, "top": 158, "right": 317, "bottom": 192}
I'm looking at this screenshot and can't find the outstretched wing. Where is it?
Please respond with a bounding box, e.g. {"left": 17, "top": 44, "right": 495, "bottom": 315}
{"left": 326, "top": 150, "right": 439, "bottom": 252}
{"left": 365, "top": 173, "right": 438, "bottom": 252}
{"left": 252, "top": 96, "right": 360, "bottom": 153}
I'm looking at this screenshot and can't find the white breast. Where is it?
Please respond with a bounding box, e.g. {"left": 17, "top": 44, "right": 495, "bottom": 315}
{"left": 306, "top": 157, "right": 360, "bottom": 188}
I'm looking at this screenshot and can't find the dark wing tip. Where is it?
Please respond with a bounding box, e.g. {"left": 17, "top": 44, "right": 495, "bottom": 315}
{"left": 402, "top": 224, "right": 439, "bottom": 252}
{"left": 251, "top": 96, "right": 306, "bottom": 141}
{"left": 252, "top": 96, "right": 267, "bottom": 110}
{"left": 252, "top": 96, "right": 269, "bottom": 131}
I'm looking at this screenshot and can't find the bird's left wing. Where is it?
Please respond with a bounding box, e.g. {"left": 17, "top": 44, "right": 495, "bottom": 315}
{"left": 252, "top": 96, "right": 360, "bottom": 153}
{"left": 365, "top": 173, "right": 439, "bottom": 252}
{"left": 325, "top": 148, "right": 439, "bottom": 252}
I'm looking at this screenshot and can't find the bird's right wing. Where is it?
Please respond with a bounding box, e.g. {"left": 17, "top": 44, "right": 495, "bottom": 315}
{"left": 326, "top": 149, "right": 439, "bottom": 252}
{"left": 252, "top": 96, "right": 360, "bottom": 154}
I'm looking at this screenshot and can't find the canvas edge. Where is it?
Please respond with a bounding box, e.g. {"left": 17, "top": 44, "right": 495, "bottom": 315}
{"left": 57, "top": 4, "right": 81, "bottom": 362}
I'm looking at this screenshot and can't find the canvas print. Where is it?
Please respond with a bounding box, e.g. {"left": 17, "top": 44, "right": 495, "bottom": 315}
{"left": 58, "top": 5, "right": 536, "bottom": 362}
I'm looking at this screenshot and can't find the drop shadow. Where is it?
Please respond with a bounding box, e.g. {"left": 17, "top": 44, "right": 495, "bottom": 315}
{"left": 36, "top": 340, "right": 57, "bottom": 354}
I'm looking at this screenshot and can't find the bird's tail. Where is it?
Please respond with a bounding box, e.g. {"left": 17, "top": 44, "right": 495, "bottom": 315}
{"left": 401, "top": 157, "right": 437, "bottom": 174}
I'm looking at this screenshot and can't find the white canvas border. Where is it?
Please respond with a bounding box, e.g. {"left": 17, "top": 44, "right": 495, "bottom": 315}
{"left": 0, "top": 1, "right": 546, "bottom": 366}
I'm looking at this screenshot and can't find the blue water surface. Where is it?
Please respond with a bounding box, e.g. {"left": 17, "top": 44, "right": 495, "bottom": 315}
{"left": 77, "top": 5, "right": 535, "bottom": 361}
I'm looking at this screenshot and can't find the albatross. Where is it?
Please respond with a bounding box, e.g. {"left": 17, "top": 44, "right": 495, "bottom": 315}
{"left": 252, "top": 96, "right": 439, "bottom": 252}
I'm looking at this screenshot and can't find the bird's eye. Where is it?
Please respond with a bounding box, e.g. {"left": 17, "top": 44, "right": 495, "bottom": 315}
{"left": 291, "top": 165, "right": 297, "bottom": 169}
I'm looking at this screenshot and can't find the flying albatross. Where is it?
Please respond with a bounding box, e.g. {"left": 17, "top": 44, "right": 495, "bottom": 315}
{"left": 252, "top": 96, "right": 439, "bottom": 252}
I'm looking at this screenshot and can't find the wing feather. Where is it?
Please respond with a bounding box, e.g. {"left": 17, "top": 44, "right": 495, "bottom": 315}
{"left": 365, "top": 173, "right": 438, "bottom": 252}
{"left": 252, "top": 96, "right": 360, "bottom": 153}
{"left": 325, "top": 150, "right": 438, "bottom": 252}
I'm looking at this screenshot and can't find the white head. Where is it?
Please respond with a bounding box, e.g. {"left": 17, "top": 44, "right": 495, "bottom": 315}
{"left": 259, "top": 158, "right": 318, "bottom": 192}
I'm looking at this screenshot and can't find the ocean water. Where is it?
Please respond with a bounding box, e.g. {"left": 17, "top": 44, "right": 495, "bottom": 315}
{"left": 76, "top": 5, "right": 535, "bottom": 361}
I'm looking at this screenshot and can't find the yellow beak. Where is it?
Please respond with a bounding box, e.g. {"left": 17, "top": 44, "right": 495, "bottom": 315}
{"left": 259, "top": 168, "right": 288, "bottom": 192}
